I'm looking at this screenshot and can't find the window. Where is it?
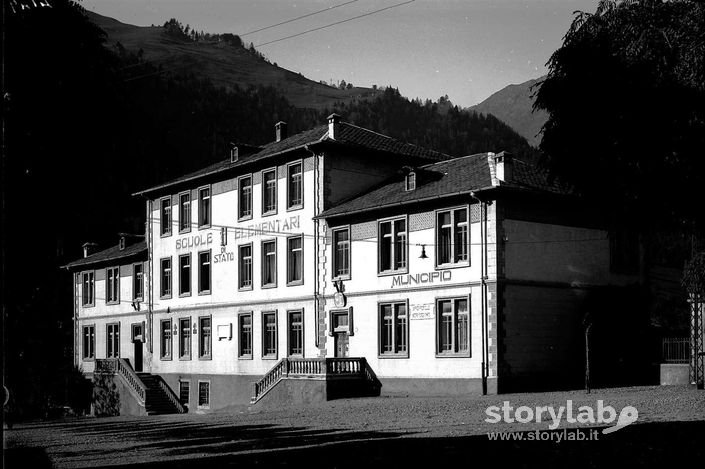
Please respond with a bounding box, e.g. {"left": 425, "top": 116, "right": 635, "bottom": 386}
{"left": 179, "top": 192, "right": 191, "bottom": 233}
{"left": 160, "top": 257, "right": 172, "bottom": 298}
{"left": 199, "top": 316, "right": 212, "bottom": 359}
{"left": 106, "top": 267, "right": 119, "bottom": 304}
{"left": 179, "top": 254, "right": 191, "bottom": 296}
{"left": 238, "top": 175, "right": 252, "bottom": 219}
{"left": 106, "top": 323, "right": 120, "bottom": 358}
{"left": 238, "top": 244, "right": 253, "bottom": 290}
{"left": 160, "top": 196, "right": 172, "bottom": 236}
{"left": 287, "top": 235, "right": 303, "bottom": 285}
{"left": 160, "top": 319, "right": 172, "bottom": 360}
{"left": 333, "top": 228, "right": 350, "bottom": 278}
{"left": 406, "top": 171, "right": 416, "bottom": 191}
{"left": 238, "top": 313, "right": 252, "bottom": 357}
{"left": 198, "top": 250, "right": 211, "bottom": 294}
{"left": 179, "top": 318, "right": 191, "bottom": 360}
{"left": 133, "top": 263, "right": 144, "bottom": 300}
{"left": 437, "top": 207, "right": 469, "bottom": 266}
{"left": 198, "top": 186, "right": 211, "bottom": 228}
{"left": 262, "top": 311, "right": 277, "bottom": 358}
{"left": 437, "top": 298, "right": 470, "bottom": 355}
{"left": 287, "top": 161, "right": 303, "bottom": 209}
{"left": 379, "top": 218, "right": 407, "bottom": 273}
{"left": 81, "top": 271, "right": 95, "bottom": 306}
{"left": 198, "top": 381, "right": 210, "bottom": 409}
{"left": 82, "top": 325, "right": 95, "bottom": 360}
{"left": 379, "top": 302, "right": 408, "bottom": 357}
{"left": 262, "top": 240, "right": 277, "bottom": 287}
{"left": 262, "top": 168, "right": 277, "bottom": 215}
{"left": 179, "top": 381, "right": 190, "bottom": 407}
{"left": 288, "top": 310, "right": 303, "bottom": 356}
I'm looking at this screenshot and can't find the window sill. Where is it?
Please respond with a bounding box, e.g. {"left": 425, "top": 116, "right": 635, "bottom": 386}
{"left": 286, "top": 280, "right": 304, "bottom": 287}
{"left": 197, "top": 405, "right": 210, "bottom": 410}
{"left": 160, "top": 295, "right": 172, "bottom": 300}
{"left": 435, "top": 262, "right": 470, "bottom": 270}
{"left": 378, "top": 353, "right": 409, "bottom": 359}
{"left": 160, "top": 232, "right": 173, "bottom": 238}
{"left": 286, "top": 205, "right": 304, "bottom": 212}
{"left": 435, "top": 352, "right": 471, "bottom": 358}
{"left": 377, "top": 269, "right": 408, "bottom": 277}
{"left": 262, "top": 209, "right": 278, "bottom": 217}
{"left": 179, "top": 356, "right": 192, "bottom": 361}
{"left": 262, "top": 355, "right": 278, "bottom": 360}
{"left": 261, "top": 283, "right": 277, "bottom": 290}
{"left": 132, "top": 296, "right": 144, "bottom": 302}
{"left": 197, "top": 224, "right": 211, "bottom": 231}
{"left": 106, "top": 301, "right": 120, "bottom": 306}
{"left": 198, "top": 355, "right": 212, "bottom": 361}
{"left": 332, "top": 275, "right": 351, "bottom": 282}
{"left": 179, "top": 228, "right": 192, "bottom": 234}
{"left": 198, "top": 290, "right": 211, "bottom": 296}
{"left": 160, "top": 356, "right": 173, "bottom": 361}
{"left": 238, "top": 355, "right": 253, "bottom": 360}
{"left": 238, "top": 214, "right": 253, "bottom": 222}
{"left": 179, "top": 292, "right": 192, "bottom": 298}
{"left": 82, "top": 303, "right": 95, "bottom": 308}
{"left": 238, "top": 285, "right": 253, "bottom": 292}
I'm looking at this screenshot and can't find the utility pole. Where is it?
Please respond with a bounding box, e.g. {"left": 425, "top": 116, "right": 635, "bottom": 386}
{"left": 584, "top": 312, "right": 593, "bottom": 394}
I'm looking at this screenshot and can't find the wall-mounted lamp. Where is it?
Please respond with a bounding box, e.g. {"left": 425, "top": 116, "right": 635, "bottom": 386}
{"left": 419, "top": 244, "right": 429, "bottom": 259}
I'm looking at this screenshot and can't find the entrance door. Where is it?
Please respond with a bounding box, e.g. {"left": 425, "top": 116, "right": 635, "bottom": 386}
{"left": 334, "top": 332, "right": 349, "bottom": 358}
{"left": 132, "top": 323, "right": 144, "bottom": 372}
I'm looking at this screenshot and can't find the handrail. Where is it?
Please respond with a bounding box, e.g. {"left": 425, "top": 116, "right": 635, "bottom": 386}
{"left": 251, "top": 357, "right": 372, "bottom": 403}
{"left": 154, "top": 376, "right": 187, "bottom": 413}
{"left": 116, "top": 358, "right": 147, "bottom": 402}
{"left": 95, "top": 358, "right": 146, "bottom": 403}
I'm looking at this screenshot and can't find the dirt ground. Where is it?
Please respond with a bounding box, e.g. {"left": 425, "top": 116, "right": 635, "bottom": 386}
{"left": 4, "top": 385, "right": 705, "bottom": 468}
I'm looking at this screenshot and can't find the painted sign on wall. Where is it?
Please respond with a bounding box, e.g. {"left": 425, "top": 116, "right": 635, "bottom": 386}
{"left": 176, "top": 232, "right": 213, "bottom": 250}
{"left": 391, "top": 270, "right": 452, "bottom": 288}
{"left": 410, "top": 303, "right": 434, "bottom": 320}
{"left": 233, "top": 215, "right": 300, "bottom": 240}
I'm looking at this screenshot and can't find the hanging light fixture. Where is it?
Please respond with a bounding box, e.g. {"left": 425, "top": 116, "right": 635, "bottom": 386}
{"left": 419, "top": 244, "right": 428, "bottom": 259}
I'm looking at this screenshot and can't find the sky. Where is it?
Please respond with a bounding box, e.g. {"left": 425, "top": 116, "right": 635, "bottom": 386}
{"left": 82, "top": 0, "right": 598, "bottom": 107}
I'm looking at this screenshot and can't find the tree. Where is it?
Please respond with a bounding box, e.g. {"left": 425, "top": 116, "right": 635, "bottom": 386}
{"left": 534, "top": 0, "right": 705, "bottom": 231}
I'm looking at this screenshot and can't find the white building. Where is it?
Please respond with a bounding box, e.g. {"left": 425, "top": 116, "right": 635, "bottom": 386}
{"left": 66, "top": 116, "right": 640, "bottom": 413}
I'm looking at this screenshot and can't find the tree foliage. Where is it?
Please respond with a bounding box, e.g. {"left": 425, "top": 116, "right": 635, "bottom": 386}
{"left": 534, "top": 0, "right": 705, "bottom": 230}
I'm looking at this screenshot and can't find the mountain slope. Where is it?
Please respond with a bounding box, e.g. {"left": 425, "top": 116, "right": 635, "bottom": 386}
{"left": 470, "top": 77, "right": 548, "bottom": 147}
{"left": 86, "top": 11, "right": 380, "bottom": 110}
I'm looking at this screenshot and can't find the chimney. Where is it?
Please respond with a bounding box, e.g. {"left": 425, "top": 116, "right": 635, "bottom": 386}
{"left": 493, "top": 151, "right": 513, "bottom": 182}
{"left": 82, "top": 242, "right": 98, "bottom": 258}
{"left": 275, "top": 121, "right": 288, "bottom": 142}
{"left": 327, "top": 113, "right": 341, "bottom": 140}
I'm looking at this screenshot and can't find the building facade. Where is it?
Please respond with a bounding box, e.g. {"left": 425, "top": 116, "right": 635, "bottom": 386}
{"left": 66, "top": 116, "right": 640, "bottom": 412}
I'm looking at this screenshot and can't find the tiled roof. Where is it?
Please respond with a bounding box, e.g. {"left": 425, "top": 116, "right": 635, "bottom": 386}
{"left": 63, "top": 241, "right": 147, "bottom": 270}
{"left": 319, "top": 154, "right": 572, "bottom": 218}
{"left": 319, "top": 153, "right": 493, "bottom": 218}
{"left": 133, "top": 122, "right": 450, "bottom": 196}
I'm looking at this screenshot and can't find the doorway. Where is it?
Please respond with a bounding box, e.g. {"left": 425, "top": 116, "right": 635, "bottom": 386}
{"left": 331, "top": 311, "right": 351, "bottom": 358}
{"left": 132, "top": 323, "right": 144, "bottom": 372}
{"left": 334, "top": 332, "right": 349, "bottom": 358}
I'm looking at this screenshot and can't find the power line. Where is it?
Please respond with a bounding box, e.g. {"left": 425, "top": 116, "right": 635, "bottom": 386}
{"left": 149, "top": 216, "right": 609, "bottom": 247}
{"left": 241, "top": 0, "right": 360, "bottom": 37}
{"left": 255, "top": 0, "right": 416, "bottom": 47}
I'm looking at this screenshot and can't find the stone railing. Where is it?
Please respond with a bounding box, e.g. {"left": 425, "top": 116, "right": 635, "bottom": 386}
{"left": 95, "top": 358, "right": 146, "bottom": 403}
{"left": 250, "top": 357, "right": 377, "bottom": 404}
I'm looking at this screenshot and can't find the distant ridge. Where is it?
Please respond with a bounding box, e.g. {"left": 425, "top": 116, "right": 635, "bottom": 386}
{"left": 85, "top": 11, "right": 381, "bottom": 110}
{"left": 470, "top": 77, "right": 548, "bottom": 147}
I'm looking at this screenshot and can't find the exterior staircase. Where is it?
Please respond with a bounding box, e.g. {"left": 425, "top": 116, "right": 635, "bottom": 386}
{"left": 94, "top": 358, "right": 185, "bottom": 415}
{"left": 137, "top": 373, "right": 187, "bottom": 415}
{"left": 250, "top": 357, "right": 382, "bottom": 406}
